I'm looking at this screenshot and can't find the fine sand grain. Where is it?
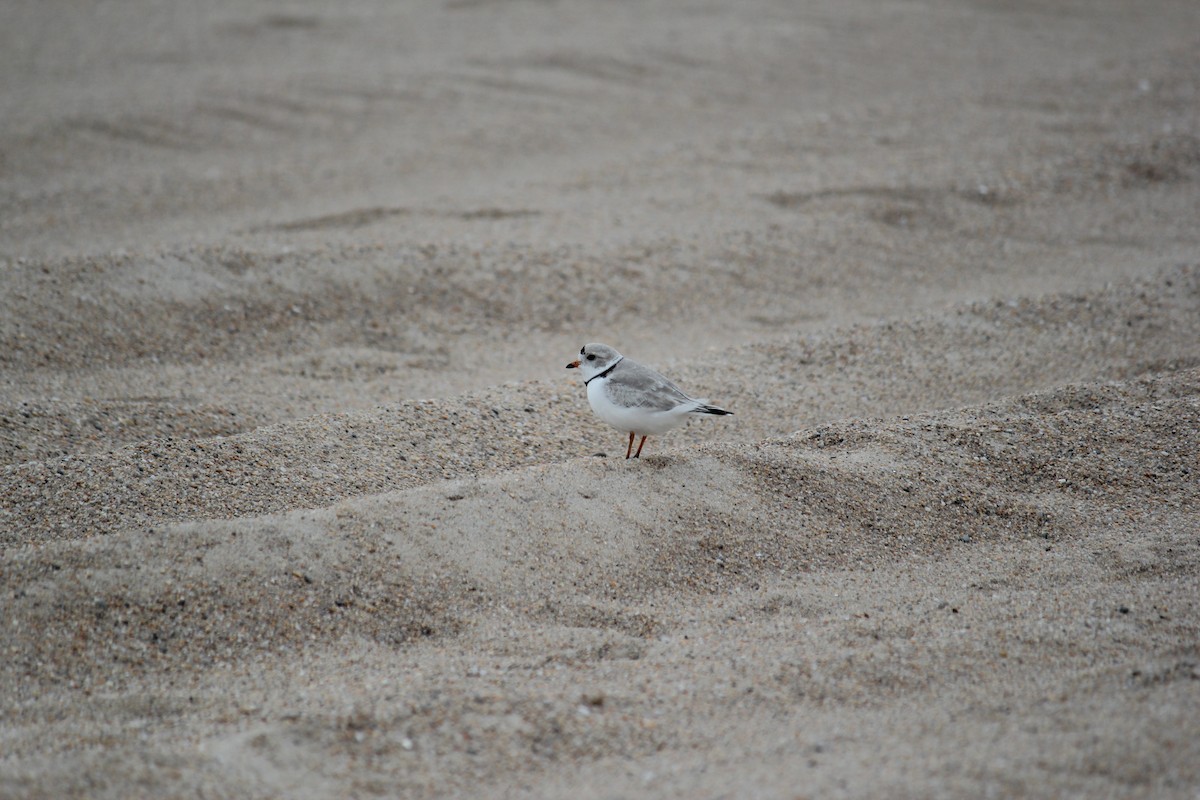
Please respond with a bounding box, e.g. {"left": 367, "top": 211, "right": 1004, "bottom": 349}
{"left": 2, "top": 1, "right": 1199, "bottom": 797}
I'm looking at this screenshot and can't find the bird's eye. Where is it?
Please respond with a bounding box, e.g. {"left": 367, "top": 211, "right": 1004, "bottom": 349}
{"left": 586, "top": 354, "right": 596, "bottom": 361}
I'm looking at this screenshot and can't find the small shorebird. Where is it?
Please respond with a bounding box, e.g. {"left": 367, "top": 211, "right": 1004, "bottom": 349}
{"left": 566, "top": 343, "right": 732, "bottom": 458}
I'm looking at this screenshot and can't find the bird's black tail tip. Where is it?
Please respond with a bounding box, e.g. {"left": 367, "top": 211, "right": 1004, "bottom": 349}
{"left": 699, "top": 405, "right": 732, "bottom": 416}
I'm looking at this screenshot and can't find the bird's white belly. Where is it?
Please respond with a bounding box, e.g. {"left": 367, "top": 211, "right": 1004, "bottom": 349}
{"left": 587, "top": 378, "right": 690, "bottom": 436}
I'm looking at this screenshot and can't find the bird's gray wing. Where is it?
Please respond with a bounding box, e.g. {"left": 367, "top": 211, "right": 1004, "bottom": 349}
{"left": 604, "top": 360, "right": 695, "bottom": 411}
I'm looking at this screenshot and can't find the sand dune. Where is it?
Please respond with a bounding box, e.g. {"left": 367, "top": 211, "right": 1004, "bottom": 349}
{"left": 4, "top": 266, "right": 1199, "bottom": 544}
{"left": 2, "top": 0, "right": 1199, "bottom": 797}
{"left": 5, "top": 364, "right": 1197, "bottom": 797}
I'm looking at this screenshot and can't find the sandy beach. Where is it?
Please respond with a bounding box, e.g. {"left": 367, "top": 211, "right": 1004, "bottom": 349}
{"left": 2, "top": 1, "right": 1199, "bottom": 797}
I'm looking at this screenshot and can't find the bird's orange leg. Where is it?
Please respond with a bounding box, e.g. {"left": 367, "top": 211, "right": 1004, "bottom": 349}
{"left": 626, "top": 431, "right": 635, "bottom": 459}
{"left": 634, "top": 435, "right": 648, "bottom": 458}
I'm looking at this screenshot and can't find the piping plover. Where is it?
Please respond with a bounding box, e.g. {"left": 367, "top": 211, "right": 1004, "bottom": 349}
{"left": 566, "top": 343, "right": 732, "bottom": 459}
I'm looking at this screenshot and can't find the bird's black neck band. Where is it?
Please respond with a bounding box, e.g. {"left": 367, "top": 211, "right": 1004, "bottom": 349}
{"left": 584, "top": 357, "right": 622, "bottom": 386}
